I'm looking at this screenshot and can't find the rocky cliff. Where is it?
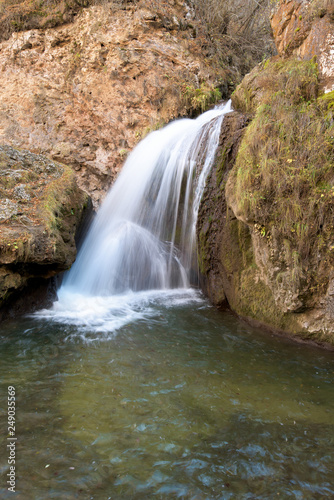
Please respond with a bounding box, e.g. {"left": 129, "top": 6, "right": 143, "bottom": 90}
{"left": 198, "top": 0, "right": 334, "bottom": 348}
{"left": 0, "top": 0, "right": 226, "bottom": 207}
{"left": 271, "top": 0, "right": 334, "bottom": 92}
{"left": 0, "top": 145, "right": 90, "bottom": 319}
{"left": 0, "top": 0, "right": 276, "bottom": 319}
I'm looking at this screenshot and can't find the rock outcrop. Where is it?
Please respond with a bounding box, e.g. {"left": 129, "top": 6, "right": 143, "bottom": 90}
{"left": 0, "top": 0, "right": 225, "bottom": 207}
{"left": 271, "top": 0, "right": 334, "bottom": 92}
{"left": 0, "top": 145, "right": 91, "bottom": 319}
{"left": 198, "top": 0, "right": 334, "bottom": 347}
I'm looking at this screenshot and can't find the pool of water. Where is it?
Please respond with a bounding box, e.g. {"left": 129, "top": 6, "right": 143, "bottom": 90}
{"left": 0, "top": 290, "right": 333, "bottom": 499}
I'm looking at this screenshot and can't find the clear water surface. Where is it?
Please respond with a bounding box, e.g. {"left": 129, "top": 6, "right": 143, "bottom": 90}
{"left": 0, "top": 289, "right": 333, "bottom": 499}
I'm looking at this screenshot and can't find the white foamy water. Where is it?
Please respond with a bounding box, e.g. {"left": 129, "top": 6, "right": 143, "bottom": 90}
{"left": 35, "top": 101, "right": 232, "bottom": 334}
{"left": 34, "top": 288, "right": 205, "bottom": 340}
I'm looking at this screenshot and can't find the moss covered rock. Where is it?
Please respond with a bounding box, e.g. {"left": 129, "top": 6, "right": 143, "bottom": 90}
{"left": 271, "top": 0, "right": 334, "bottom": 93}
{"left": 0, "top": 145, "right": 91, "bottom": 318}
{"left": 198, "top": 57, "right": 334, "bottom": 348}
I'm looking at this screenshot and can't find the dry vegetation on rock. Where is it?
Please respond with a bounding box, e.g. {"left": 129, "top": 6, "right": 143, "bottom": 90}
{"left": 230, "top": 58, "right": 334, "bottom": 265}
{"left": 0, "top": 0, "right": 226, "bottom": 206}
{"left": 0, "top": 0, "right": 276, "bottom": 92}
{"left": 216, "top": 56, "right": 334, "bottom": 344}
{"left": 0, "top": 0, "right": 276, "bottom": 208}
{"left": 197, "top": 0, "right": 334, "bottom": 345}
{"left": 189, "top": 0, "right": 277, "bottom": 87}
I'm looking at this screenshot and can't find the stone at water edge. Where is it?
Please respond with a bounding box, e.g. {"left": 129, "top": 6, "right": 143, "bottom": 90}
{"left": 0, "top": 145, "right": 92, "bottom": 320}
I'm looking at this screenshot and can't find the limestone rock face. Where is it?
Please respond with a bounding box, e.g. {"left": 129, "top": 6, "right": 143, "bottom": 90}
{"left": 271, "top": 0, "right": 334, "bottom": 92}
{"left": 0, "top": 2, "right": 223, "bottom": 207}
{"left": 0, "top": 145, "right": 91, "bottom": 318}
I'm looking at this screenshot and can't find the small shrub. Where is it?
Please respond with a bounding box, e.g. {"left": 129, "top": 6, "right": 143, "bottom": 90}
{"left": 182, "top": 82, "right": 222, "bottom": 114}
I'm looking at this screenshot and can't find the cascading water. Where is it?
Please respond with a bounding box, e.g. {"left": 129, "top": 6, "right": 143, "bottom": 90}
{"left": 36, "top": 101, "right": 232, "bottom": 334}
{"left": 7, "top": 101, "right": 334, "bottom": 500}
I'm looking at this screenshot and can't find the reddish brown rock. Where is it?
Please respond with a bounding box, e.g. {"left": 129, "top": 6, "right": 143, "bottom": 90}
{"left": 271, "top": 0, "right": 311, "bottom": 56}
{"left": 0, "top": 2, "right": 224, "bottom": 207}
{"left": 271, "top": 0, "right": 334, "bottom": 92}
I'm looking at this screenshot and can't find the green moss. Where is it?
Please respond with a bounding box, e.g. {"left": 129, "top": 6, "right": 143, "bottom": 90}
{"left": 219, "top": 217, "right": 308, "bottom": 335}
{"left": 239, "top": 268, "right": 277, "bottom": 319}
{"left": 0, "top": 234, "right": 30, "bottom": 258}
{"left": 229, "top": 57, "right": 333, "bottom": 263}
{"left": 182, "top": 82, "right": 222, "bottom": 114}
{"left": 220, "top": 218, "right": 243, "bottom": 273}
{"left": 220, "top": 217, "right": 278, "bottom": 323}
{"left": 216, "top": 146, "right": 228, "bottom": 188}
{"left": 232, "top": 57, "right": 318, "bottom": 114}
{"left": 40, "top": 164, "right": 76, "bottom": 234}
{"left": 318, "top": 90, "right": 334, "bottom": 110}
{"left": 231, "top": 80, "right": 256, "bottom": 114}
{"left": 197, "top": 222, "right": 211, "bottom": 275}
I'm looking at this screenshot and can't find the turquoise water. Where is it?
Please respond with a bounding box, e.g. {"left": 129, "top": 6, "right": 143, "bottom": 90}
{"left": 0, "top": 291, "right": 333, "bottom": 499}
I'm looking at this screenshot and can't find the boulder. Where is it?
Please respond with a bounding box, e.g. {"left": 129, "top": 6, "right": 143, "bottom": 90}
{"left": 0, "top": 145, "right": 91, "bottom": 319}
{"left": 198, "top": 1, "right": 334, "bottom": 348}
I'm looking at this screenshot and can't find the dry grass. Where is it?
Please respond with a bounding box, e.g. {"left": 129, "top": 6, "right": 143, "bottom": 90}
{"left": 189, "top": 0, "right": 277, "bottom": 91}
{"left": 0, "top": 0, "right": 276, "bottom": 94}
{"left": 0, "top": 0, "right": 134, "bottom": 43}
{"left": 181, "top": 82, "right": 222, "bottom": 114}
{"left": 230, "top": 58, "right": 334, "bottom": 262}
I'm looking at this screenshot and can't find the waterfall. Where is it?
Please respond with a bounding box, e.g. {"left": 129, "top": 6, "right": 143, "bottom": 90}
{"left": 35, "top": 101, "right": 232, "bottom": 334}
